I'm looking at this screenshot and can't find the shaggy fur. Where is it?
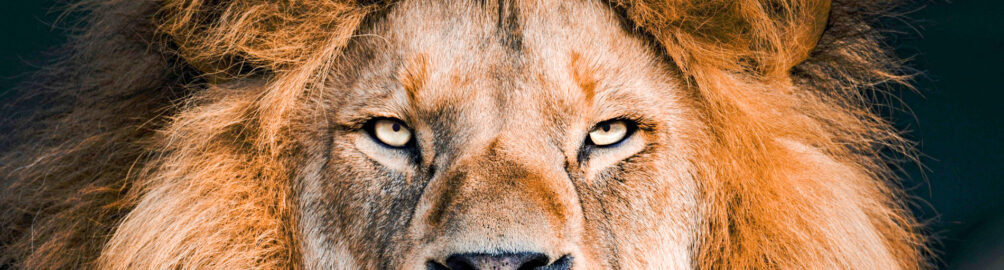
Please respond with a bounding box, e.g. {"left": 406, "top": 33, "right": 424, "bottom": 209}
{"left": 1, "top": 0, "right": 926, "bottom": 269}
{"left": 609, "top": 0, "right": 927, "bottom": 268}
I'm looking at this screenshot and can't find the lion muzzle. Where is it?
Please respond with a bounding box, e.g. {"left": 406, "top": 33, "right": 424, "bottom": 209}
{"left": 411, "top": 140, "right": 583, "bottom": 269}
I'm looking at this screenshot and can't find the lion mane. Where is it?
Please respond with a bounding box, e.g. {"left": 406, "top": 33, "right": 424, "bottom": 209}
{"left": 1, "top": 0, "right": 927, "bottom": 269}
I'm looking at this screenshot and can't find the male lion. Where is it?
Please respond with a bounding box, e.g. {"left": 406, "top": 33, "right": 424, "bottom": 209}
{"left": 1, "top": 0, "right": 927, "bottom": 269}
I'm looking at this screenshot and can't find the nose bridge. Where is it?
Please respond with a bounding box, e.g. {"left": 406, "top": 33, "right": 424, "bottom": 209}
{"left": 421, "top": 137, "right": 577, "bottom": 251}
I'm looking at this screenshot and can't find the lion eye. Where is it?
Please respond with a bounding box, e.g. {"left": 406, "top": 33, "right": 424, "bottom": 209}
{"left": 368, "top": 118, "right": 413, "bottom": 148}
{"left": 588, "top": 120, "right": 632, "bottom": 147}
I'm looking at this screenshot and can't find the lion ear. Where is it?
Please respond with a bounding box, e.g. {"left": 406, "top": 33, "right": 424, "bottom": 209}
{"left": 614, "top": 0, "right": 831, "bottom": 78}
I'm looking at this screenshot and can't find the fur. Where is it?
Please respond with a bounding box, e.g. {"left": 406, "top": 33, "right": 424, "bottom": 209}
{"left": 1, "top": 0, "right": 927, "bottom": 269}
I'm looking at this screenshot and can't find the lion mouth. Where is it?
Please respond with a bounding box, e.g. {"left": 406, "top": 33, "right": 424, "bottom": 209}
{"left": 425, "top": 252, "right": 573, "bottom": 270}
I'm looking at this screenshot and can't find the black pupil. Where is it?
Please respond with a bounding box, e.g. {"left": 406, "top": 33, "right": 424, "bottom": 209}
{"left": 392, "top": 123, "right": 401, "bottom": 132}
{"left": 601, "top": 123, "right": 610, "bottom": 132}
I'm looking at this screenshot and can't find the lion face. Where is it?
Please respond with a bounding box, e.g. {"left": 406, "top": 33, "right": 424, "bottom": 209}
{"left": 0, "top": 0, "right": 928, "bottom": 268}
{"left": 297, "top": 1, "right": 700, "bottom": 268}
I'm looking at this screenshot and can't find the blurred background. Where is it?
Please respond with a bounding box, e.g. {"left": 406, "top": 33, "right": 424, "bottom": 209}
{"left": 1, "top": 1, "right": 1001, "bottom": 268}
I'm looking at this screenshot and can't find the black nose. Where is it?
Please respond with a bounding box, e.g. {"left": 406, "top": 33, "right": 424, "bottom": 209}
{"left": 427, "top": 252, "right": 572, "bottom": 270}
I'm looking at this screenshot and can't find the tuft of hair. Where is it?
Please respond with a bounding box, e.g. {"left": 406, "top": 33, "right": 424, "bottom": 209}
{"left": 1, "top": 0, "right": 928, "bottom": 269}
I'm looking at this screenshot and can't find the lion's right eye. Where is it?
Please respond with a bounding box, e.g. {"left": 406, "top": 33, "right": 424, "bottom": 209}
{"left": 587, "top": 119, "right": 635, "bottom": 147}
{"left": 366, "top": 118, "right": 413, "bottom": 148}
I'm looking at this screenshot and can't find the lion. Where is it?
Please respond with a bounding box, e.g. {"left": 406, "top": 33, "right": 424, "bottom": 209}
{"left": 0, "top": 0, "right": 928, "bottom": 269}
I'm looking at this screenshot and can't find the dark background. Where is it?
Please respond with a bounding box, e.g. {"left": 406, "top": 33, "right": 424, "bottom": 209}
{"left": 2, "top": 1, "right": 1001, "bottom": 268}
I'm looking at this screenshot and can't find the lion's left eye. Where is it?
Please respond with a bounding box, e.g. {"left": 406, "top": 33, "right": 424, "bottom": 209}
{"left": 587, "top": 119, "right": 634, "bottom": 147}
{"left": 366, "top": 118, "right": 413, "bottom": 148}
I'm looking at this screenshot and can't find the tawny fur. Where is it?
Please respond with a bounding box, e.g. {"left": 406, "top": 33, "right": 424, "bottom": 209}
{"left": 1, "top": 0, "right": 927, "bottom": 269}
{"left": 608, "top": 1, "right": 926, "bottom": 268}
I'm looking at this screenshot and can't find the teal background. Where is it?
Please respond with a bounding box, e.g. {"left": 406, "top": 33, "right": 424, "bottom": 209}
{"left": 890, "top": 1, "right": 1004, "bottom": 268}
{"left": 2, "top": 1, "right": 1002, "bottom": 268}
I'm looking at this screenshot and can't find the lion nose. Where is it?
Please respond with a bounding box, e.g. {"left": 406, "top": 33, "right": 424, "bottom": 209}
{"left": 426, "top": 252, "right": 572, "bottom": 270}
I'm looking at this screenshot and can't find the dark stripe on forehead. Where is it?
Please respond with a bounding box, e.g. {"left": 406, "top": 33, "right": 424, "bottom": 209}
{"left": 496, "top": 0, "right": 522, "bottom": 51}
